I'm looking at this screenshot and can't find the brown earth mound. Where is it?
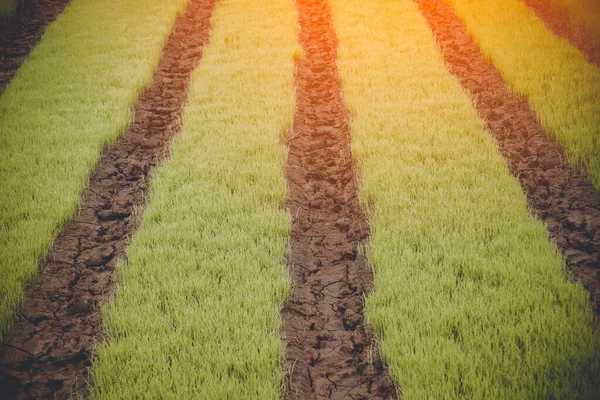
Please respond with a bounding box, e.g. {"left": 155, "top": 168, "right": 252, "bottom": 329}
{"left": 0, "top": 0, "right": 71, "bottom": 96}
{"left": 522, "top": 0, "right": 600, "bottom": 68}
{"left": 0, "top": 0, "right": 217, "bottom": 398}
{"left": 281, "top": 0, "right": 397, "bottom": 398}
{"left": 416, "top": 0, "right": 600, "bottom": 314}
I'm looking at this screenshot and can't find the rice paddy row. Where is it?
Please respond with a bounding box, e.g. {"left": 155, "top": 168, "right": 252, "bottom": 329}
{"left": 89, "top": 0, "right": 298, "bottom": 397}
{"left": 330, "top": 0, "right": 600, "bottom": 397}
{"left": 0, "top": 0, "right": 188, "bottom": 342}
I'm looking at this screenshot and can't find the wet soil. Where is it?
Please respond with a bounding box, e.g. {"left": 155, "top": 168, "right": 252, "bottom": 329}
{"left": 281, "top": 0, "right": 396, "bottom": 398}
{"left": 0, "top": 0, "right": 71, "bottom": 96}
{"left": 521, "top": 0, "right": 600, "bottom": 68}
{"left": 0, "top": 0, "right": 217, "bottom": 398}
{"left": 416, "top": 0, "right": 600, "bottom": 314}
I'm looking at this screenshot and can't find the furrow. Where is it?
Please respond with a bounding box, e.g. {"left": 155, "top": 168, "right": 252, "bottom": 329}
{"left": 0, "top": 0, "right": 70, "bottom": 96}
{"left": 282, "top": 0, "right": 395, "bottom": 398}
{"left": 415, "top": 0, "right": 600, "bottom": 314}
{"left": 0, "top": 0, "right": 217, "bottom": 397}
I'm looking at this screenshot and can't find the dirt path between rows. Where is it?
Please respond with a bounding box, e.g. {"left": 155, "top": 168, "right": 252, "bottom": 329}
{"left": 416, "top": 0, "right": 600, "bottom": 314}
{"left": 521, "top": 0, "right": 600, "bottom": 68}
{"left": 0, "top": 0, "right": 217, "bottom": 397}
{"left": 0, "top": 0, "right": 71, "bottom": 96}
{"left": 282, "top": 0, "right": 396, "bottom": 398}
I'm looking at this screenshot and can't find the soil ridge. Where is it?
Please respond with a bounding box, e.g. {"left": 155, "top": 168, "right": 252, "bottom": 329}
{"left": 282, "top": 0, "right": 396, "bottom": 398}
{"left": 0, "top": 0, "right": 218, "bottom": 397}
{"left": 416, "top": 0, "right": 600, "bottom": 314}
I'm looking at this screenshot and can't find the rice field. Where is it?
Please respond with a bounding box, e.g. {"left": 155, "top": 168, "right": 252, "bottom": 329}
{"left": 0, "top": 0, "right": 599, "bottom": 398}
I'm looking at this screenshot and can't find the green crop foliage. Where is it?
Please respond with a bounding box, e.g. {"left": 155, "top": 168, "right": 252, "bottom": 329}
{"left": 0, "top": 0, "right": 188, "bottom": 341}
{"left": 89, "top": 0, "right": 298, "bottom": 397}
{"left": 329, "top": 0, "right": 600, "bottom": 397}
{"left": 443, "top": 0, "right": 600, "bottom": 190}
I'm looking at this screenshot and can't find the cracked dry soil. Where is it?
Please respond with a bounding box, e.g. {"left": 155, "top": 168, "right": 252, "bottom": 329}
{"left": 416, "top": 0, "right": 600, "bottom": 314}
{"left": 282, "top": 0, "right": 396, "bottom": 398}
{"left": 0, "top": 0, "right": 71, "bottom": 96}
{"left": 0, "top": 0, "right": 217, "bottom": 398}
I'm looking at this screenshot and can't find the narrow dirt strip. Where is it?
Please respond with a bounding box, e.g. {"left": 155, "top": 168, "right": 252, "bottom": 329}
{"left": 0, "top": 0, "right": 71, "bottom": 95}
{"left": 282, "top": 0, "right": 395, "bottom": 397}
{"left": 416, "top": 0, "right": 600, "bottom": 313}
{"left": 0, "top": 0, "right": 217, "bottom": 397}
{"left": 521, "top": 0, "right": 600, "bottom": 68}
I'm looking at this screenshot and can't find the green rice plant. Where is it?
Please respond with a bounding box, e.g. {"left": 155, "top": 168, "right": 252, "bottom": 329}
{"left": 329, "top": 0, "right": 600, "bottom": 397}
{"left": 0, "top": 0, "right": 188, "bottom": 341}
{"left": 89, "top": 0, "right": 298, "bottom": 397}
{"left": 443, "top": 0, "right": 600, "bottom": 190}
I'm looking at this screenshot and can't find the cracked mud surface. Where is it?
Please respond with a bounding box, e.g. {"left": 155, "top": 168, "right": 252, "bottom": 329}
{"left": 0, "top": 0, "right": 217, "bottom": 397}
{"left": 417, "top": 0, "right": 600, "bottom": 314}
{"left": 522, "top": 0, "right": 600, "bottom": 68}
{"left": 0, "top": 0, "right": 71, "bottom": 96}
{"left": 281, "top": 0, "right": 396, "bottom": 398}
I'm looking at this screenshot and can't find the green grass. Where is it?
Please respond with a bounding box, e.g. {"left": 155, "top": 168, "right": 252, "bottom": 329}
{"left": 329, "top": 0, "right": 600, "bottom": 397}
{"left": 443, "top": 0, "right": 600, "bottom": 190}
{"left": 88, "top": 0, "right": 298, "bottom": 397}
{"left": 0, "top": 0, "right": 189, "bottom": 341}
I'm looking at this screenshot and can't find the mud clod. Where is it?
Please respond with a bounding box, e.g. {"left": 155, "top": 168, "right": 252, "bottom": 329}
{"left": 65, "top": 298, "right": 90, "bottom": 315}
{"left": 416, "top": 0, "right": 600, "bottom": 314}
{"left": 282, "top": 0, "right": 396, "bottom": 398}
{"left": 79, "top": 246, "right": 115, "bottom": 268}
{"left": 0, "top": 0, "right": 218, "bottom": 398}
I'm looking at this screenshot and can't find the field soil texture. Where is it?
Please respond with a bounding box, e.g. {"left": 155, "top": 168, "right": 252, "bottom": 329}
{"left": 417, "top": 0, "right": 600, "bottom": 314}
{"left": 0, "top": 0, "right": 70, "bottom": 95}
{"left": 0, "top": 0, "right": 599, "bottom": 398}
{"left": 282, "top": 0, "right": 395, "bottom": 397}
{"left": 0, "top": 0, "right": 216, "bottom": 397}
{"left": 522, "top": 0, "right": 600, "bottom": 67}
